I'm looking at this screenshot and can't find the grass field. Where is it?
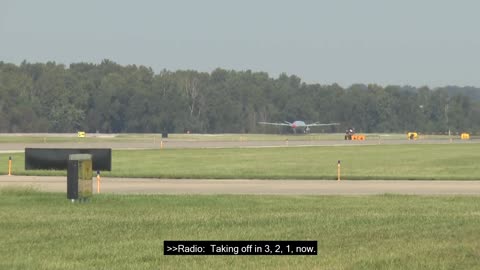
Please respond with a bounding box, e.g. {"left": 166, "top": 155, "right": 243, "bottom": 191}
{"left": 0, "top": 188, "right": 478, "bottom": 270}
{"left": 2, "top": 144, "right": 480, "bottom": 180}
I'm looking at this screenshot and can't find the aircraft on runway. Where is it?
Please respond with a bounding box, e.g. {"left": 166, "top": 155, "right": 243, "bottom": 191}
{"left": 258, "top": 120, "right": 339, "bottom": 133}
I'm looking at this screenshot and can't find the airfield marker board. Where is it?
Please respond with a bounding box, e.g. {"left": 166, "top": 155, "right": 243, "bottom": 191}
{"left": 67, "top": 154, "right": 93, "bottom": 202}
{"left": 25, "top": 148, "right": 111, "bottom": 171}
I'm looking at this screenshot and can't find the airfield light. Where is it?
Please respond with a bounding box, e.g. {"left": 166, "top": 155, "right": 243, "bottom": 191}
{"left": 96, "top": 170, "right": 101, "bottom": 194}
{"left": 337, "top": 160, "right": 341, "bottom": 181}
{"left": 8, "top": 156, "right": 12, "bottom": 176}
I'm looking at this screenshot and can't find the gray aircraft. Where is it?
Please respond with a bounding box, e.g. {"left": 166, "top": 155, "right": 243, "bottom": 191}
{"left": 258, "top": 120, "right": 339, "bottom": 133}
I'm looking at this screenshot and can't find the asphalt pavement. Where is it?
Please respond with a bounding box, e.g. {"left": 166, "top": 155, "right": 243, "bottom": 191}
{"left": 1, "top": 176, "right": 479, "bottom": 195}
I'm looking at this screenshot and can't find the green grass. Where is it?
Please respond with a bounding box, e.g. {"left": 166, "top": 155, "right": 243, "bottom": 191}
{"left": 0, "top": 189, "right": 478, "bottom": 269}
{"left": 2, "top": 144, "right": 480, "bottom": 180}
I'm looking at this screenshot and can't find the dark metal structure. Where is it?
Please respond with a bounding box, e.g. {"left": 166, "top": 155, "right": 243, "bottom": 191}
{"left": 25, "top": 148, "right": 111, "bottom": 171}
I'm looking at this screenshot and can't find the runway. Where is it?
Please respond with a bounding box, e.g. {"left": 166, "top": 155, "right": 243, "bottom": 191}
{"left": 0, "top": 138, "right": 477, "bottom": 152}
{"left": 1, "top": 176, "right": 479, "bottom": 195}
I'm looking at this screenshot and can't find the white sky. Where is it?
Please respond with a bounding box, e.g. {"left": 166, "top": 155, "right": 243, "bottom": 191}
{"left": 1, "top": 0, "right": 479, "bottom": 87}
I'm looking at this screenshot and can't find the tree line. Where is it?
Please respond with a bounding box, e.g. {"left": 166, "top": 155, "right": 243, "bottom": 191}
{"left": 1, "top": 60, "right": 479, "bottom": 134}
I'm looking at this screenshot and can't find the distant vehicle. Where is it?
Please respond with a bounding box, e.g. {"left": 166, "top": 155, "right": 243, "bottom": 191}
{"left": 345, "top": 127, "right": 355, "bottom": 140}
{"left": 258, "top": 120, "right": 339, "bottom": 134}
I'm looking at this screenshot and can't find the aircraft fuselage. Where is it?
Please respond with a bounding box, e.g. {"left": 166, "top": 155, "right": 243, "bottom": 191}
{"left": 290, "top": 121, "right": 309, "bottom": 133}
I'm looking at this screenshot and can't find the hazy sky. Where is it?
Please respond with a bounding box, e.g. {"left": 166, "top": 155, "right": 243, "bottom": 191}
{"left": 1, "top": 0, "right": 479, "bottom": 87}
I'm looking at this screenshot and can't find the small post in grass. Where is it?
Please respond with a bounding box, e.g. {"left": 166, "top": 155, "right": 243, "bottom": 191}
{"left": 160, "top": 140, "right": 164, "bottom": 149}
{"left": 337, "top": 160, "right": 341, "bottom": 181}
{"left": 8, "top": 156, "right": 12, "bottom": 176}
{"left": 96, "top": 170, "right": 101, "bottom": 193}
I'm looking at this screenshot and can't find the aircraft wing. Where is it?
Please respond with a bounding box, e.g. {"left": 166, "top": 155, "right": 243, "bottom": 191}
{"left": 305, "top": 122, "right": 340, "bottom": 127}
{"left": 258, "top": 122, "right": 291, "bottom": 126}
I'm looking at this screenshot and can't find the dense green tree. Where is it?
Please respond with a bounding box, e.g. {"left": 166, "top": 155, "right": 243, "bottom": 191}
{"left": 0, "top": 60, "right": 479, "bottom": 134}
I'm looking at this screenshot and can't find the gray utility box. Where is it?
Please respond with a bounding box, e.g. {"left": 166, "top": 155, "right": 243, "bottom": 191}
{"left": 67, "top": 154, "right": 93, "bottom": 201}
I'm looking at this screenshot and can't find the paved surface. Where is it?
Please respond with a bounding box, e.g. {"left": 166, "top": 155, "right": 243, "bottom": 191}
{"left": 1, "top": 175, "right": 479, "bottom": 195}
